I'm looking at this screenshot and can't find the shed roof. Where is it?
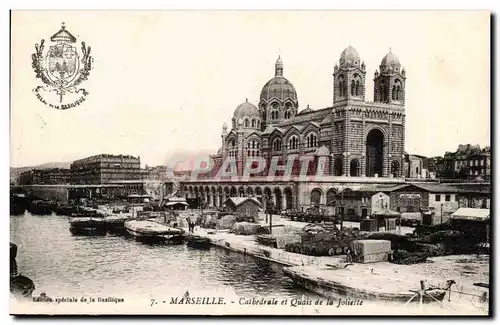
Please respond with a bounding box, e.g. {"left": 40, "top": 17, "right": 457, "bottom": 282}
{"left": 451, "top": 208, "right": 490, "bottom": 221}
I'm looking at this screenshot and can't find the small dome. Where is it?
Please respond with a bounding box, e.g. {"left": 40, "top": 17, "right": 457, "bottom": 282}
{"left": 315, "top": 145, "right": 330, "bottom": 157}
{"left": 298, "top": 105, "right": 313, "bottom": 115}
{"left": 380, "top": 49, "right": 401, "bottom": 71}
{"left": 233, "top": 99, "right": 260, "bottom": 119}
{"left": 339, "top": 46, "right": 361, "bottom": 68}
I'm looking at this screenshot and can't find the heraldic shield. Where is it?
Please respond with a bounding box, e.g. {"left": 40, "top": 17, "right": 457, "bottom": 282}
{"left": 32, "top": 23, "right": 93, "bottom": 109}
{"left": 46, "top": 43, "right": 80, "bottom": 84}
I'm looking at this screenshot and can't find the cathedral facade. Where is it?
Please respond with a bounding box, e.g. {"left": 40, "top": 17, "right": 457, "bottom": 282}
{"left": 181, "top": 46, "right": 407, "bottom": 210}
{"left": 215, "top": 46, "right": 406, "bottom": 179}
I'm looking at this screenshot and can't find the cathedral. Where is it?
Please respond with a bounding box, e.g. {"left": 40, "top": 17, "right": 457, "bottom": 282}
{"left": 213, "top": 45, "right": 406, "bottom": 179}
{"left": 181, "top": 45, "right": 407, "bottom": 210}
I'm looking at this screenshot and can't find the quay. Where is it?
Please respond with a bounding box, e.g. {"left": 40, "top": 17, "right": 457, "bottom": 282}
{"left": 176, "top": 213, "right": 489, "bottom": 311}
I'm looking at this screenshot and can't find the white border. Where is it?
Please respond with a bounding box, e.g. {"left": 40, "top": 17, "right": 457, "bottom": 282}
{"left": 3, "top": 1, "right": 498, "bottom": 324}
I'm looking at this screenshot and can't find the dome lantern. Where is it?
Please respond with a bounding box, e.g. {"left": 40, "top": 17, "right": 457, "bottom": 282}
{"left": 275, "top": 56, "right": 283, "bottom": 77}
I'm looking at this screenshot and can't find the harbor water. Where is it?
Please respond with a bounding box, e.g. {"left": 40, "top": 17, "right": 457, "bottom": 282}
{"left": 10, "top": 212, "right": 316, "bottom": 300}
{"left": 10, "top": 212, "right": 488, "bottom": 315}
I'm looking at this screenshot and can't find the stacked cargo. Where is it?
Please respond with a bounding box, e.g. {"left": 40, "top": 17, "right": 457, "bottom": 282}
{"left": 275, "top": 234, "right": 301, "bottom": 249}
{"left": 350, "top": 239, "right": 391, "bottom": 263}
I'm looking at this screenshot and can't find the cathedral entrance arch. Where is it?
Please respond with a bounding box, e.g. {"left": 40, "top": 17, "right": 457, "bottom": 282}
{"left": 310, "top": 188, "right": 323, "bottom": 206}
{"left": 326, "top": 188, "right": 337, "bottom": 206}
{"left": 274, "top": 188, "right": 283, "bottom": 211}
{"left": 284, "top": 187, "right": 294, "bottom": 210}
{"left": 365, "top": 129, "right": 384, "bottom": 177}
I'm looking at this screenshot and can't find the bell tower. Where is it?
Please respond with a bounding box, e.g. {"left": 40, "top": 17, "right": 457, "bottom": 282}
{"left": 374, "top": 48, "right": 406, "bottom": 105}
{"left": 333, "top": 45, "right": 366, "bottom": 104}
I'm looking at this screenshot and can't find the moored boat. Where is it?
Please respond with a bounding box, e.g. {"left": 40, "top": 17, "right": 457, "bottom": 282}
{"left": 186, "top": 235, "right": 211, "bottom": 249}
{"left": 69, "top": 217, "right": 107, "bottom": 236}
{"left": 10, "top": 275, "right": 36, "bottom": 299}
{"left": 102, "top": 214, "right": 132, "bottom": 235}
{"left": 124, "top": 220, "right": 185, "bottom": 243}
{"left": 10, "top": 193, "right": 28, "bottom": 215}
{"left": 54, "top": 203, "right": 79, "bottom": 216}
{"left": 27, "top": 200, "right": 56, "bottom": 215}
{"left": 282, "top": 265, "right": 447, "bottom": 304}
{"left": 10, "top": 242, "right": 17, "bottom": 260}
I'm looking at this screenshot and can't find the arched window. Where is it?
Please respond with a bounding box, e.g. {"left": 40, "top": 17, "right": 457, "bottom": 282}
{"left": 338, "top": 75, "right": 345, "bottom": 97}
{"left": 306, "top": 133, "right": 317, "bottom": 148}
{"left": 273, "top": 138, "right": 282, "bottom": 151}
{"left": 230, "top": 139, "right": 235, "bottom": 148}
{"left": 288, "top": 136, "right": 299, "bottom": 150}
{"left": 351, "top": 80, "right": 356, "bottom": 96}
{"left": 392, "top": 85, "right": 396, "bottom": 100}
{"left": 355, "top": 80, "right": 360, "bottom": 96}
{"left": 251, "top": 119, "right": 256, "bottom": 128}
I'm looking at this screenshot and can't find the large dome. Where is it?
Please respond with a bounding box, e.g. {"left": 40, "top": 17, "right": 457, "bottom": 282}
{"left": 260, "top": 56, "right": 298, "bottom": 103}
{"left": 339, "top": 45, "right": 361, "bottom": 67}
{"left": 260, "top": 76, "right": 298, "bottom": 102}
{"left": 233, "top": 99, "right": 260, "bottom": 119}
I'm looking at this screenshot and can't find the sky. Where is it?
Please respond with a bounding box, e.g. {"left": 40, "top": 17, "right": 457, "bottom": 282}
{"left": 10, "top": 10, "right": 490, "bottom": 168}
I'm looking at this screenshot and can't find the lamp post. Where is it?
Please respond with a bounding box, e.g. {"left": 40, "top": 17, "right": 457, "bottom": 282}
{"left": 440, "top": 203, "right": 444, "bottom": 224}
{"left": 339, "top": 190, "right": 344, "bottom": 230}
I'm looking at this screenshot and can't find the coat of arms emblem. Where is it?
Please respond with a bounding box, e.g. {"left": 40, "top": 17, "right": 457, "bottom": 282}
{"left": 32, "top": 23, "right": 93, "bottom": 109}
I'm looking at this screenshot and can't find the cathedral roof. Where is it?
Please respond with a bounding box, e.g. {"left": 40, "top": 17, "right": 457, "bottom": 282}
{"left": 262, "top": 126, "right": 285, "bottom": 135}
{"left": 339, "top": 45, "right": 361, "bottom": 68}
{"left": 277, "top": 107, "right": 332, "bottom": 128}
{"left": 233, "top": 99, "right": 260, "bottom": 119}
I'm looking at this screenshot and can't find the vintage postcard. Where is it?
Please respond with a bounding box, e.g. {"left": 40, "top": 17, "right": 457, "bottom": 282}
{"left": 9, "top": 10, "right": 491, "bottom": 316}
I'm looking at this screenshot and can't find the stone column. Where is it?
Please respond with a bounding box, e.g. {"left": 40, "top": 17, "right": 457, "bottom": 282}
{"left": 382, "top": 138, "right": 389, "bottom": 177}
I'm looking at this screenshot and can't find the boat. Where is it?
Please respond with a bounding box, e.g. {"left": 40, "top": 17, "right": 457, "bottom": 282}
{"left": 53, "top": 203, "right": 79, "bottom": 216}
{"left": 69, "top": 217, "right": 107, "bottom": 236}
{"left": 10, "top": 193, "right": 28, "bottom": 215}
{"left": 124, "top": 220, "right": 185, "bottom": 243}
{"left": 282, "top": 265, "right": 447, "bottom": 304}
{"left": 10, "top": 242, "right": 17, "bottom": 260}
{"left": 27, "top": 200, "right": 56, "bottom": 215}
{"left": 10, "top": 275, "right": 36, "bottom": 299}
{"left": 102, "top": 214, "right": 132, "bottom": 235}
{"left": 186, "top": 235, "right": 211, "bottom": 249}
